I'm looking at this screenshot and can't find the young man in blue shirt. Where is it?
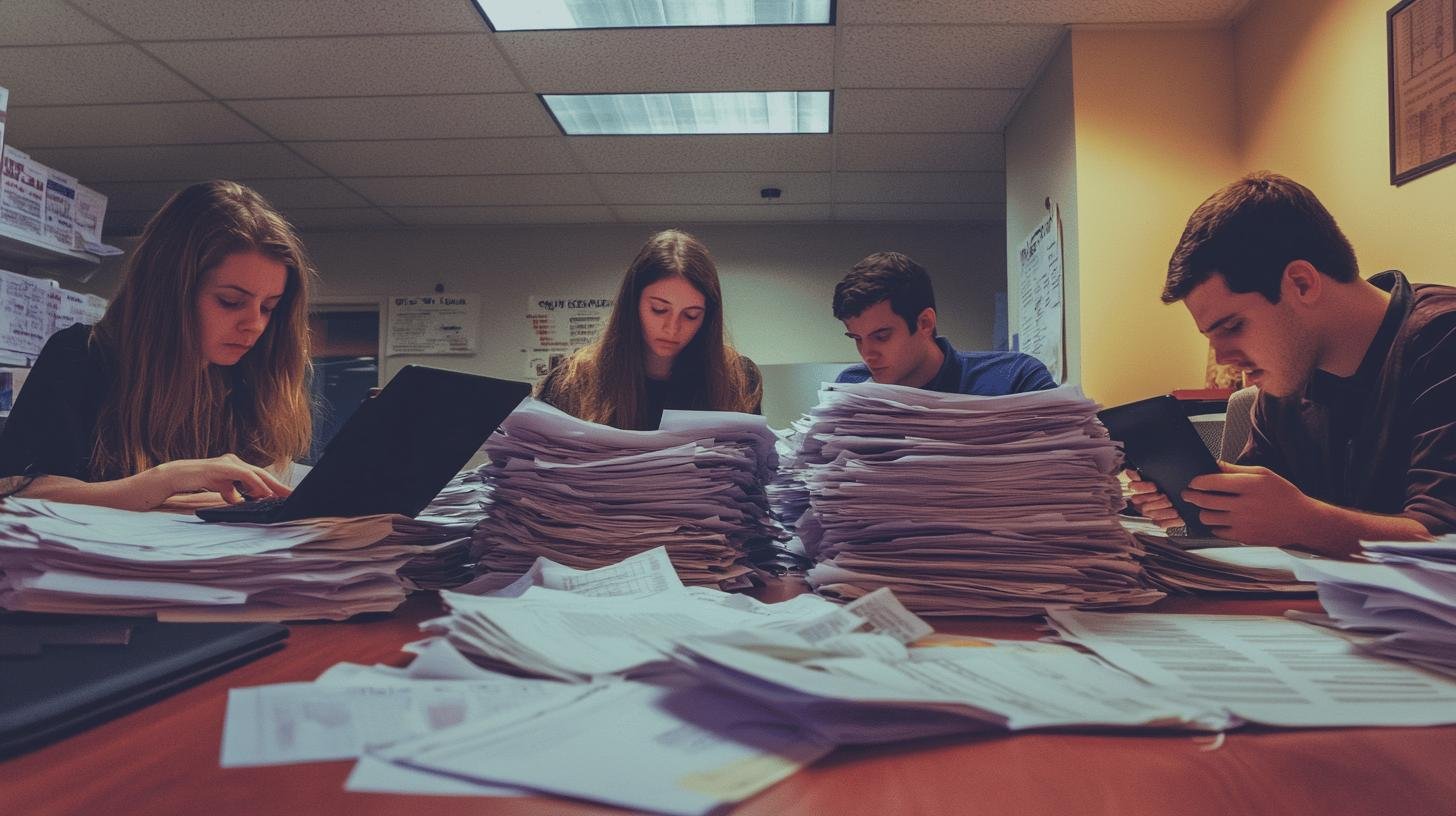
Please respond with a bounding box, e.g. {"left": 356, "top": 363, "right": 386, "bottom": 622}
{"left": 833, "top": 252, "right": 1056, "bottom": 394}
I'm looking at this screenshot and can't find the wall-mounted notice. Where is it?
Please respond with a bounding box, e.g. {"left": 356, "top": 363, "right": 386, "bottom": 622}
{"left": 0, "top": 270, "right": 59, "bottom": 359}
{"left": 386, "top": 293, "right": 479, "bottom": 356}
{"left": 1016, "top": 208, "right": 1065, "bottom": 382}
{"left": 524, "top": 294, "right": 613, "bottom": 378}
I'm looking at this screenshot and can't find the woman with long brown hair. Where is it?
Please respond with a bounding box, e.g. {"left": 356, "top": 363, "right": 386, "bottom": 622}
{"left": 0, "top": 180, "right": 314, "bottom": 510}
{"left": 537, "top": 229, "right": 761, "bottom": 430}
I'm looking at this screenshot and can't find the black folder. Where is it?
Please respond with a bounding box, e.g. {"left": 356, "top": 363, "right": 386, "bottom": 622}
{"left": 1098, "top": 395, "right": 1221, "bottom": 538}
{"left": 0, "top": 616, "right": 287, "bottom": 758}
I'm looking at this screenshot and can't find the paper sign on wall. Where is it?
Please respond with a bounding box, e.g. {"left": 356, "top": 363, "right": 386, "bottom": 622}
{"left": 386, "top": 293, "right": 479, "bottom": 356}
{"left": 523, "top": 295, "right": 613, "bottom": 378}
{"left": 1015, "top": 209, "right": 1066, "bottom": 383}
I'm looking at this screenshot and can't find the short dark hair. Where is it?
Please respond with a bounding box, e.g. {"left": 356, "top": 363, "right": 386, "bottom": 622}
{"left": 1163, "top": 172, "right": 1359, "bottom": 304}
{"left": 832, "top": 252, "right": 936, "bottom": 332}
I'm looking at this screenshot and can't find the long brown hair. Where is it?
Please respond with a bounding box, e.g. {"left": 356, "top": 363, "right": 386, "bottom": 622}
{"left": 89, "top": 180, "right": 314, "bottom": 479}
{"left": 548, "top": 229, "right": 758, "bottom": 430}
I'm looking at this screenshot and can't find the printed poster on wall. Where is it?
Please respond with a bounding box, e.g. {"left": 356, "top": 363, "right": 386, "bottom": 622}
{"left": 524, "top": 295, "right": 613, "bottom": 378}
{"left": 386, "top": 293, "right": 479, "bottom": 356}
{"left": 1016, "top": 208, "right": 1065, "bottom": 383}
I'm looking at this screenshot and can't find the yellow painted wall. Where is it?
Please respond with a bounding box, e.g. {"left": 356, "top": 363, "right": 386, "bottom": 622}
{"left": 1235, "top": 0, "right": 1456, "bottom": 286}
{"left": 1068, "top": 29, "right": 1240, "bottom": 406}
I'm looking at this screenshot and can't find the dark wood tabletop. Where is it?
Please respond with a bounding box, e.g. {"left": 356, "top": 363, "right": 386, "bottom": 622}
{"left": 6, "top": 587, "right": 1455, "bottom": 816}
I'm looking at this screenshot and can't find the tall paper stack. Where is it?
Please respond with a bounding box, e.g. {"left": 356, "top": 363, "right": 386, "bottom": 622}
{"left": 775, "top": 382, "right": 1163, "bottom": 616}
{"left": 471, "top": 399, "right": 784, "bottom": 589}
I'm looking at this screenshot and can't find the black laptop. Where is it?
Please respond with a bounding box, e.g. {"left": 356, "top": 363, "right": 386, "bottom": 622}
{"left": 0, "top": 617, "right": 287, "bottom": 758}
{"left": 197, "top": 365, "right": 530, "bottom": 523}
{"left": 1098, "top": 394, "right": 1221, "bottom": 538}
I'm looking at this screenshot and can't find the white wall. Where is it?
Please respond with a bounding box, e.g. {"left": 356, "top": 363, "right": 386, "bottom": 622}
{"left": 1005, "top": 36, "right": 1079, "bottom": 385}
{"left": 300, "top": 220, "right": 1006, "bottom": 384}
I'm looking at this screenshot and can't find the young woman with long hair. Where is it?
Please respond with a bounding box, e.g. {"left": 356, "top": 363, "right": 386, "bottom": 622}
{"left": 0, "top": 180, "right": 315, "bottom": 510}
{"left": 537, "top": 229, "right": 761, "bottom": 430}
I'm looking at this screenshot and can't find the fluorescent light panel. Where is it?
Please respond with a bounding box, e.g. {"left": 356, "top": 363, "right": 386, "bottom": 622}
{"left": 544, "top": 91, "right": 830, "bottom": 135}
{"left": 475, "top": 0, "right": 832, "bottom": 31}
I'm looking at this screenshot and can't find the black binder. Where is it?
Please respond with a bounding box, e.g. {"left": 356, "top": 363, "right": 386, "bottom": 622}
{"left": 0, "top": 616, "right": 287, "bottom": 758}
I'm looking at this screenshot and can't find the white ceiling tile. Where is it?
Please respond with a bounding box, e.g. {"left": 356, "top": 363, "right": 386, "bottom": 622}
{"left": 0, "top": 0, "right": 121, "bottom": 45}
{"left": 91, "top": 178, "right": 371, "bottom": 211}
{"left": 837, "top": 133, "right": 1003, "bottom": 172}
{"left": 285, "top": 208, "right": 400, "bottom": 230}
{"left": 0, "top": 44, "right": 205, "bottom": 105}
{"left": 833, "top": 202, "right": 1006, "bottom": 221}
{"left": 6, "top": 102, "right": 269, "bottom": 147}
{"left": 497, "top": 27, "right": 834, "bottom": 92}
{"left": 593, "top": 173, "right": 831, "bottom": 205}
{"left": 292, "top": 138, "right": 575, "bottom": 177}
{"left": 836, "top": 89, "right": 1021, "bottom": 133}
{"left": 230, "top": 95, "right": 558, "bottom": 141}
{"left": 24, "top": 143, "right": 322, "bottom": 182}
{"left": 834, "top": 172, "right": 1004, "bottom": 203}
{"left": 347, "top": 175, "right": 599, "bottom": 207}
{"left": 388, "top": 206, "right": 616, "bottom": 225}
{"left": 614, "top": 204, "right": 831, "bottom": 223}
{"left": 146, "top": 34, "right": 523, "bottom": 99}
{"left": 572, "top": 136, "right": 832, "bottom": 173}
{"left": 837, "top": 25, "right": 1062, "bottom": 88}
{"left": 838, "top": 0, "right": 1245, "bottom": 24}
{"left": 71, "top": 0, "right": 486, "bottom": 39}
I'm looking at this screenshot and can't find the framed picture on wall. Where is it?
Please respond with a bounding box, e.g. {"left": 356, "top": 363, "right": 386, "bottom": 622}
{"left": 1387, "top": 0, "right": 1456, "bottom": 185}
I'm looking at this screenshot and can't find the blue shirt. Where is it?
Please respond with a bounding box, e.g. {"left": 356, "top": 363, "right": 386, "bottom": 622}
{"left": 836, "top": 336, "right": 1057, "bottom": 396}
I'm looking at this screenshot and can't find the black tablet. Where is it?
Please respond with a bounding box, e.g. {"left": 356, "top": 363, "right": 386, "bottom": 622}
{"left": 1098, "top": 395, "right": 1221, "bottom": 538}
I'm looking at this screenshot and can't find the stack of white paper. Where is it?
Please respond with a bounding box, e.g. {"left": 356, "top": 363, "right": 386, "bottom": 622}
{"left": 1121, "top": 518, "right": 1317, "bottom": 595}
{"left": 1047, "top": 610, "right": 1456, "bottom": 726}
{"left": 429, "top": 548, "right": 932, "bottom": 681}
{"left": 774, "top": 382, "right": 1163, "bottom": 615}
{"left": 393, "top": 468, "right": 497, "bottom": 590}
{"left": 1290, "top": 538, "right": 1456, "bottom": 676}
{"left": 673, "top": 630, "right": 1237, "bottom": 744}
{"left": 0, "top": 498, "right": 467, "bottom": 621}
{"left": 222, "top": 643, "right": 834, "bottom": 816}
{"left": 472, "top": 399, "right": 784, "bottom": 589}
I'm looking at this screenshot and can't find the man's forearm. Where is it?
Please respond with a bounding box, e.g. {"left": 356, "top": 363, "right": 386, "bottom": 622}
{"left": 1304, "top": 501, "right": 1432, "bottom": 557}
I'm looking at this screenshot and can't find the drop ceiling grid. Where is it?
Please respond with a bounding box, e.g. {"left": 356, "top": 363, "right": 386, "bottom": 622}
{"left": 0, "top": 2, "right": 1251, "bottom": 229}
{"left": 28, "top": 0, "right": 415, "bottom": 226}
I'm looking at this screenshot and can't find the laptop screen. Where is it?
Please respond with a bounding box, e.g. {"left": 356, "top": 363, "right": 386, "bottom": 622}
{"left": 281, "top": 366, "right": 530, "bottom": 521}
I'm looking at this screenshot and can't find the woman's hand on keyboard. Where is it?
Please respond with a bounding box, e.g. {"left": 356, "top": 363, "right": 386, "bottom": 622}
{"left": 138, "top": 455, "right": 293, "bottom": 508}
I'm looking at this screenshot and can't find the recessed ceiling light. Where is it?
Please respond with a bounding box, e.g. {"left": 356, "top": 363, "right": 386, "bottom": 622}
{"left": 543, "top": 91, "right": 831, "bottom": 135}
{"left": 474, "top": 0, "right": 834, "bottom": 31}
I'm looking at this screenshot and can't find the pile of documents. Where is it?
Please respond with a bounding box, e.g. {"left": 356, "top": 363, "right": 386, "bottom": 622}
{"left": 0, "top": 498, "right": 469, "bottom": 621}
{"left": 429, "top": 548, "right": 934, "bottom": 681}
{"left": 1121, "top": 518, "right": 1316, "bottom": 595}
{"left": 472, "top": 399, "right": 784, "bottom": 589}
{"left": 775, "top": 382, "right": 1163, "bottom": 615}
{"left": 1289, "top": 537, "right": 1456, "bottom": 677}
{"left": 395, "top": 468, "right": 497, "bottom": 590}
{"left": 216, "top": 549, "right": 1456, "bottom": 815}
{"left": 1046, "top": 610, "right": 1456, "bottom": 727}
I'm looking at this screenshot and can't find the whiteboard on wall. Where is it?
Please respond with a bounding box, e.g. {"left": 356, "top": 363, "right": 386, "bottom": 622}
{"left": 386, "top": 293, "right": 479, "bottom": 356}
{"left": 1015, "top": 209, "right": 1065, "bottom": 382}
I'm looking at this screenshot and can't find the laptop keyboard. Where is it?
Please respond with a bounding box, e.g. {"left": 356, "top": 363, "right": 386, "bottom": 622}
{"left": 194, "top": 497, "right": 288, "bottom": 523}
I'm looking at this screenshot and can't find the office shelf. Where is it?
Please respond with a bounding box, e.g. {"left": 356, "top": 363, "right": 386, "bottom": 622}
{"left": 0, "top": 221, "right": 99, "bottom": 270}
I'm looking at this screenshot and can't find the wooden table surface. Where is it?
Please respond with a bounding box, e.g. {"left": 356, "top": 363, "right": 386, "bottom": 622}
{"left": 6, "top": 588, "right": 1456, "bottom": 816}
